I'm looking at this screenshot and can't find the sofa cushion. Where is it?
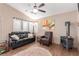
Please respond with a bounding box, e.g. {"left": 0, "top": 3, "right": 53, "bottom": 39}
{"left": 18, "top": 34, "right": 28, "bottom": 39}
{"left": 20, "top": 38, "right": 28, "bottom": 40}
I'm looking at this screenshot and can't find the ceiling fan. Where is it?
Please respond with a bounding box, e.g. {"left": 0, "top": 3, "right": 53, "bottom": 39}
{"left": 30, "top": 3, "right": 46, "bottom": 14}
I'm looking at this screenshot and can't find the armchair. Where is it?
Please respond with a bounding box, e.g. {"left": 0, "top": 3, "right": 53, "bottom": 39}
{"left": 40, "top": 32, "right": 53, "bottom": 46}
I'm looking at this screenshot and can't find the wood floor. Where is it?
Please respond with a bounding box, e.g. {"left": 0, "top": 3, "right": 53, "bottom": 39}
{"left": 1, "top": 42, "right": 79, "bottom": 56}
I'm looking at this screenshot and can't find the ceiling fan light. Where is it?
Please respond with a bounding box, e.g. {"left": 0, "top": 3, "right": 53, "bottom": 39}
{"left": 33, "top": 9, "right": 38, "bottom": 13}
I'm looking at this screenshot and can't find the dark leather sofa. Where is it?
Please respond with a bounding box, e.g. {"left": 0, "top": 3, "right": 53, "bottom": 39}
{"left": 8, "top": 32, "right": 35, "bottom": 49}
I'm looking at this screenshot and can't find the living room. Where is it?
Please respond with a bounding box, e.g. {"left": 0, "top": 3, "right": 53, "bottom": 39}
{"left": 0, "top": 3, "right": 79, "bottom": 56}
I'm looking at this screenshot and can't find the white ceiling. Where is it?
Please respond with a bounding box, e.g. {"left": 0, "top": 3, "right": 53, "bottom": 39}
{"left": 7, "top": 3, "right": 78, "bottom": 20}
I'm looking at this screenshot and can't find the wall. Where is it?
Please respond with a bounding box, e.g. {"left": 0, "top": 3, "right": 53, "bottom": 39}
{"left": 77, "top": 12, "right": 79, "bottom": 50}
{"left": 0, "top": 16, "right": 2, "bottom": 42}
{"left": 38, "top": 11, "right": 78, "bottom": 48}
{"left": 0, "top": 4, "right": 31, "bottom": 42}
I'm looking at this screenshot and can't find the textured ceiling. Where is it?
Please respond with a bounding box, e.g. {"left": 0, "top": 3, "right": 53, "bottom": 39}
{"left": 7, "top": 3, "right": 78, "bottom": 20}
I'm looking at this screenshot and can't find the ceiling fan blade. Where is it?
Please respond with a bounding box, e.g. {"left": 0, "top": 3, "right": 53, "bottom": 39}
{"left": 38, "top": 9, "right": 46, "bottom": 13}
{"left": 39, "top": 3, "right": 45, "bottom": 8}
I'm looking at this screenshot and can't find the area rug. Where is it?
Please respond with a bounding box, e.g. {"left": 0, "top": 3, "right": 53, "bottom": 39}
{"left": 13, "top": 46, "right": 52, "bottom": 56}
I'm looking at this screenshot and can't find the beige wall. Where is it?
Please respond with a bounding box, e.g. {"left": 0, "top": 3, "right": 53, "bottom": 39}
{"left": 77, "top": 12, "right": 79, "bottom": 50}
{"left": 0, "top": 4, "right": 31, "bottom": 42}
{"left": 0, "top": 16, "right": 2, "bottom": 42}
{"left": 38, "top": 11, "right": 78, "bottom": 48}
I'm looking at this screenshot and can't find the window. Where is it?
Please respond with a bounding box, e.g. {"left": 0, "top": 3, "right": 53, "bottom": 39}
{"left": 22, "top": 21, "right": 29, "bottom": 31}
{"left": 33, "top": 22, "right": 38, "bottom": 33}
{"left": 29, "top": 22, "right": 34, "bottom": 33}
{"left": 29, "top": 22, "right": 38, "bottom": 33}
{"left": 13, "top": 19, "right": 22, "bottom": 31}
{"left": 13, "top": 18, "right": 38, "bottom": 33}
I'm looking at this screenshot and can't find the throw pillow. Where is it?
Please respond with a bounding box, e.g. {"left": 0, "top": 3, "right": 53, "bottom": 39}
{"left": 11, "top": 34, "right": 19, "bottom": 40}
{"left": 28, "top": 33, "right": 33, "bottom": 38}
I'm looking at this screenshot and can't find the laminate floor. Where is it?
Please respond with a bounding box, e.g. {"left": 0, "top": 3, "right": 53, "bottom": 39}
{"left": 1, "top": 42, "right": 79, "bottom": 56}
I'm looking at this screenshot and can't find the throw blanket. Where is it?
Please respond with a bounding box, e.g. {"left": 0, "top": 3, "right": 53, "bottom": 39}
{"left": 13, "top": 46, "right": 52, "bottom": 56}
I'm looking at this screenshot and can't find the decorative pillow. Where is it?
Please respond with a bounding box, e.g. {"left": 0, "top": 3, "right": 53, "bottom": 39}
{"left": 11, "top": 34, "right": 19, "bottom": 40}
{"left": 28, "top": 33, "right": 33, "bottom": 38}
